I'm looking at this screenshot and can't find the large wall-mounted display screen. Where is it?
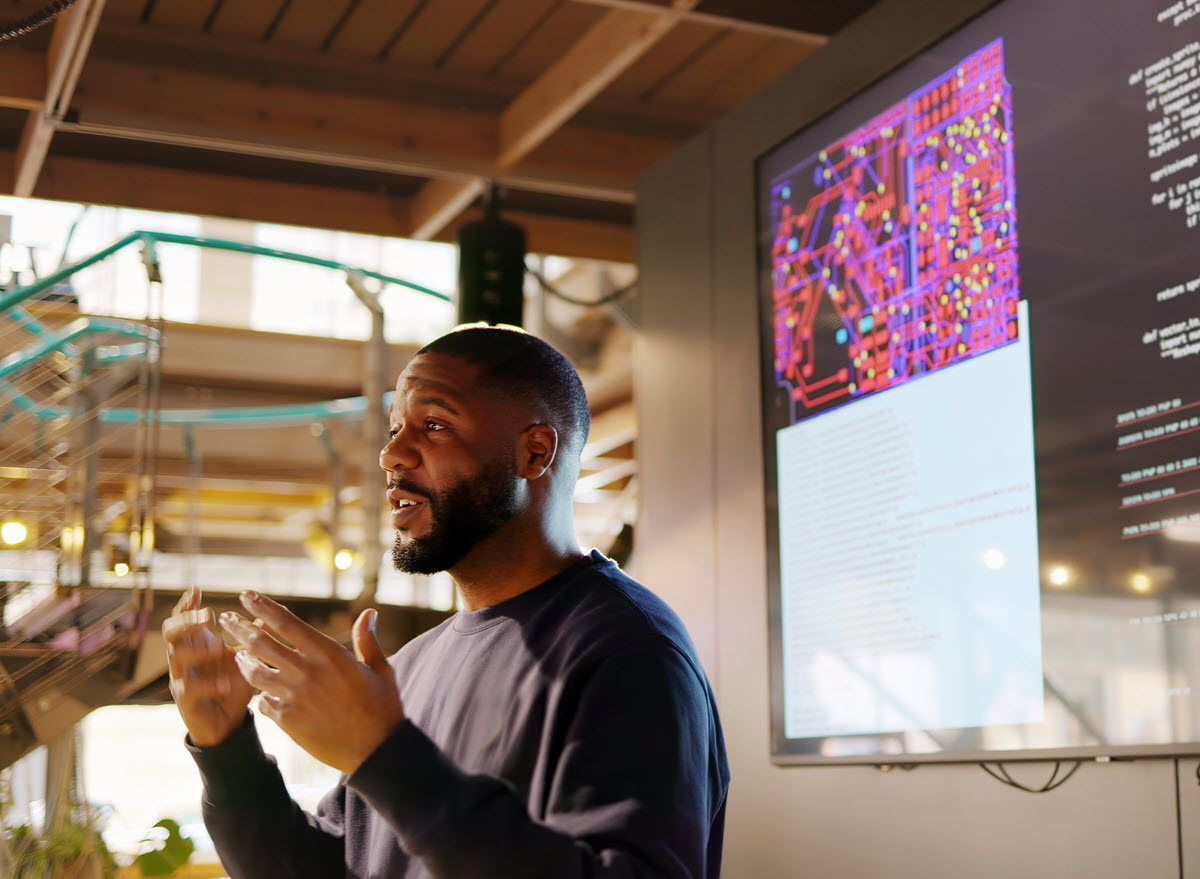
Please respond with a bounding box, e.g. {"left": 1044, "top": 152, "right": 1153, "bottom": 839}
{"left": 758, "top": 0, "right": 1200, "bottom": 762}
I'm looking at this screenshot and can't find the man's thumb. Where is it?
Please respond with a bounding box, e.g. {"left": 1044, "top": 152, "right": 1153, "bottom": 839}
{"left": 352, "top": 609, "right": 388, "bottom": 670}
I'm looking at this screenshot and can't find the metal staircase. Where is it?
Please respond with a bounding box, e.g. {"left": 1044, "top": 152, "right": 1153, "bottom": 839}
{"left": 0, "top": 232, "right": 455, "bottom": 770}
{"left": 0, "top": 289, "right": 162, "bottom": 768}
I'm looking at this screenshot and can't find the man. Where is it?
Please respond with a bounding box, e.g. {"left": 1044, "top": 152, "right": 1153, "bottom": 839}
{"left": 163, "top": 326, "right": 729, "bottom": 878}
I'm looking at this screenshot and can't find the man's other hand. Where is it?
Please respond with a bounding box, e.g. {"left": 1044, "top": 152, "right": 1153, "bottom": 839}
{"left": 219, "top": 592, "right": 406, "bottom": 775}
{"left": 163, "top": 587, "right": 255, "bottom": 747}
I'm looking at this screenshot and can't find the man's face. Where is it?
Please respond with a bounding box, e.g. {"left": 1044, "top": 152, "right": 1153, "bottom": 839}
{"left": 381, "top": 353, "right": 523, "bottom": 574}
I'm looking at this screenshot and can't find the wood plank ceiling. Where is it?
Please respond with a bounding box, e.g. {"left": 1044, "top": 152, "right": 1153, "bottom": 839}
{"left": 0, "top": 0, "right": 881, "bottom": 262}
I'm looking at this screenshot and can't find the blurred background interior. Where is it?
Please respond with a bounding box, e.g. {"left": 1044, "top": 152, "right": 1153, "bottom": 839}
{"left": 0, "top": 0, "right": 865, "bottom": 871}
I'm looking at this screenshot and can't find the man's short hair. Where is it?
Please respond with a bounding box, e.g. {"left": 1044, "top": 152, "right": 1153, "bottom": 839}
{"left": 417, "top": 326, "right": 591, "bottom": 457}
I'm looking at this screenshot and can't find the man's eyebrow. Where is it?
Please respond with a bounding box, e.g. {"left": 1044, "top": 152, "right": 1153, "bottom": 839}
{"left": 415, "top": 395, "right": 461, "bottom": 415}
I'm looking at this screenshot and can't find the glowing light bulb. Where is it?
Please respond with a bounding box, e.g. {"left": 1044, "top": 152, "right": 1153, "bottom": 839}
{"left": 1130, "top": 572, "right": 1153, "bottom": 593}
{"left": 983, "top": 549, "right": 1005, "bottom": 570}
{"left": 334, "top": 551, "right": 354, "bottom": 571}
{"left": 1048, "top": 566, "right": 1073, "bottom": 588}
{"left": 114, "top": 563, "right": 130, "bottom": 577}
{"left": 1, "top": 521, "right": 27, "bottom": 546}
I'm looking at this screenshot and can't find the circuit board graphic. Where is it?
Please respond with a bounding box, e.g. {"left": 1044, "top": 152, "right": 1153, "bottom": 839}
{"left": 769, "top": 39, "right": 1019, "bottom": 425}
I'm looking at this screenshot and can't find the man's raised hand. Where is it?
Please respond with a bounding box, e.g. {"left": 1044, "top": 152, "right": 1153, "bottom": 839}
{"left": 163, "top": 587, "right": 255, "bottom": 747}
{"left": 219, "top": 591, "right": 406, "bottom": 775}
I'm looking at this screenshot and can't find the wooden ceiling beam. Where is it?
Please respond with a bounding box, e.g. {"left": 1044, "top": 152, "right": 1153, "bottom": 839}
{"left": 410, "top": 0, "right": 698, "bottom": 241}
{"left": 0, "top": 49, "right": 47, "bottom": 111}
{"left": 65, "top": 57, "right": 657, "bottom": 204}
{"left": 0, "top": 151, "right": 634, "bottom": 263}
{"left": 57, "top": 108, "right": 637, "bottom": 205}
{"left": 434, "top": 207, "right": 635, "bottom": 265}
{"left": 409, "top": 178, "right": 490, "bottom": 242}
{"left": 566, "top": 0, "right": 828, "bottom": 44}
{"left": 14, "top": 0, "right": 106, "bottom": 197}
{"left": 495, "top": 6, "right": 693, "bottom": 169}
{"left": 21, "top": 151, "right": 411, "bottom": 240}
{"left": 89, "top": 20, "right": 710, "bottom": 133}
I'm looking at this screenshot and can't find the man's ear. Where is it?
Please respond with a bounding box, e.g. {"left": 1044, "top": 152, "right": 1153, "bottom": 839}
{"left": 519, "top": 423, "right": 559, "bottom": 479}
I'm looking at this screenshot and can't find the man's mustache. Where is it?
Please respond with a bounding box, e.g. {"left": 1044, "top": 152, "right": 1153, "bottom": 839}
{"left": 389, "top": 478, "right": 431, "bottom": 500}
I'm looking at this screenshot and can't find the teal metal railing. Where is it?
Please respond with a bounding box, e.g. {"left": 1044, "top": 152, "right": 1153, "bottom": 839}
{"left": 0, "top": 229, "right": 446, "bottom": 426}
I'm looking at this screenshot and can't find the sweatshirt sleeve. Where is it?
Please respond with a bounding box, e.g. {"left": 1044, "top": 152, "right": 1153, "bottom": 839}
{"left": 347, "top": 636, "right": 727, "bottom": 879}
{"left": 187, "top": 712, "right": 347, "bottom": 879}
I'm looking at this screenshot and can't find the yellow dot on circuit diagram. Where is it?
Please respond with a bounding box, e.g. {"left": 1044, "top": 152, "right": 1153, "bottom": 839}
{"left": 940, "top": 294, "right": 949, "bottom": 305}
{"left": 902, "top": 304, "right": 911, "bottom": 314}
{"left": 867, "top": 368, "right": 876, "bottom": 378}
{"left": 876, "top": 183, "right": 886, "bottom": 194}
{"left": 823, "top": 168, "right": 832, "bottom": 179}
{"left": 892, "top": 332, "right": 901, "bottom": 343}
{"left": 849, "top": 383, "right": 857, "bottom": 393}
{"left": 958, "top": 343, "right": 967, "bottom": 353}
{"left": 889, "top": 266, "right": 899, "bottom": 276}
{"left": 986, "top": 298, "right": 994, "bottom": 308}
{"left": 965, "top": 297, "right": 973, "bottom": 306}
{"left": 940, "top": 161, "right": 949, "bottom": 171}
{"left": 823, "top": 268, "right": 831, "bottom": 278}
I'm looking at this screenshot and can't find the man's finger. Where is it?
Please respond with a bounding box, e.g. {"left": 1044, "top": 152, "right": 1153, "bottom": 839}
{"left": 352, "top": 609, "right": 389, "bottom": 673}
{"left": 239, "top": 591, "right": 329, "bottom": 654}
{"left": 171, "top": 586, "right": 201, "bottom": 616}
{"left": 234, "top": 650, "right": 283, "bottom": 694}
{"left": 220, "top": 611, "right": 298, "bottom": 671}
{"left": 162, "top": 608, "right": 216, "bottom": 642}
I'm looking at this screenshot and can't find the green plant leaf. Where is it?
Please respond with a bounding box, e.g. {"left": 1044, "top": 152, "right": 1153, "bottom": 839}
{"left": 135, "top": 819, "right": 194, "bottom": 878}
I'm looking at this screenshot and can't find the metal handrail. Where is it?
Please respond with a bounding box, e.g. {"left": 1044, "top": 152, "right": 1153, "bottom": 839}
{"left": 0, "top": 229, "right": 446, "bottom": 426}
{"left": 0, "top": 229, "right": 450, "bottom": 317}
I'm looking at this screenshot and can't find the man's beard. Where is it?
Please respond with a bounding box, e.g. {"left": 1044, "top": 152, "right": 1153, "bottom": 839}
{"left": 390, "top": 454, "right": 520, "bottom": 575}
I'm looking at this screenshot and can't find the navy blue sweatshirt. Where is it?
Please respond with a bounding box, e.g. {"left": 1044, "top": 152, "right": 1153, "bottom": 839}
{"left": 189, "top": 551, "right": 730, "bottom": 878}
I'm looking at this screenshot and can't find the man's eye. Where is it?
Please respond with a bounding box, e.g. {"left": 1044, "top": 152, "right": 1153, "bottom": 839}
{"left": 425, "top": 420, "right": 444, "bottom": 431}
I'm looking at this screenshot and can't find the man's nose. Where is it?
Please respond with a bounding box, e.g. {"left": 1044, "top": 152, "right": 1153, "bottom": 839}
{"left": 380, "top": 428, "right": 418, "bottom": 473}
